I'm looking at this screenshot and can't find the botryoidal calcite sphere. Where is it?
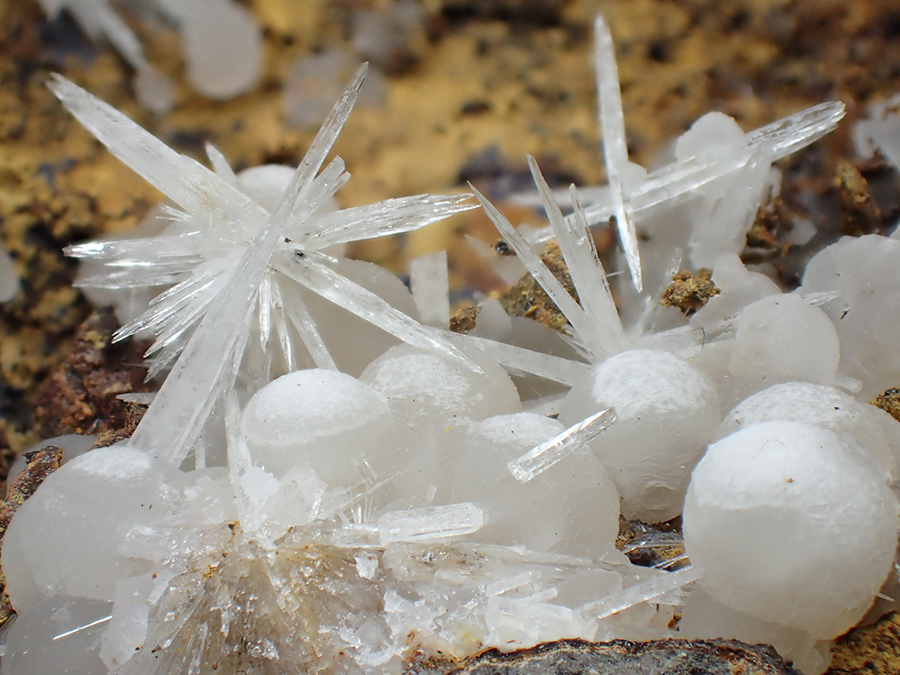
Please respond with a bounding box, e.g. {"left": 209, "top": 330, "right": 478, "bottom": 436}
{"left": 559, "top": 349, "right": 720, "bottom": 523}
{"left": 684, "top": 420, "right": 899, "bottom": 640}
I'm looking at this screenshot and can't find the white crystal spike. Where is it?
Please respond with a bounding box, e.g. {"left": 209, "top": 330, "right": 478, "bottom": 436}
{"left": 282, "top": 251, "right": 479, "bottom": 370}
{"left": 47, "top": 75, "right": 265, "bottom": 221}
{"left": 527, "top": 155, "right": 625, "bottom": 356}
{"left": 581, "top": 566, "right": 700, "bottom": 621}
{"left": 594, "top": 15, "right": 642, "bottom": 292}
{"left": 455, "top": 333, "right": 588, "bottom": 385}
{"left": 286, "top": 293, "right": 338, "bottom": 370}
{"left": 306, "top": 193, "right": 476, "bottom": 248}
{"left": 128, "top": 66, "right": 369, "bottom": 463}
{"left": 410, "top": 251, "right": 451, "bottom": 328}
{"left": 509, "top": 407, "right": 616, "bottom": 483}
{"left": 204, "top": 142, "right": 238, "bottom": 186}
{"left": 470, "top": 184, "right": 601, "bottom": 354}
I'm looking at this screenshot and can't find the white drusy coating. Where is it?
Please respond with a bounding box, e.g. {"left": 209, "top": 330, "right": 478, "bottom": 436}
{"left": 453, "top": 412, "right": 619, "bottom": 556}
{"left": 240, "top": 369, "right": 395, "bottom": 486}
{"left": 1, "top": 447, "right": 177, "bottom": 611}
{"left": 560, "top": 349, "right": 720, "bottom": 523}
{"left": 684, "top": 420, "right": 898, "bottom": 639}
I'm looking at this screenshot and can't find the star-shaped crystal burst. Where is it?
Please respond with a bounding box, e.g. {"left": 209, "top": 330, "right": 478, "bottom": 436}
{"left": 53, "top": 65, "right": 475, "bottom": 466}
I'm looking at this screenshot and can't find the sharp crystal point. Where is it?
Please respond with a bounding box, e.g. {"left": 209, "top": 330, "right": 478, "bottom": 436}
{"left": 509, "top": 407, "right": 616, "bottom": 483}
{"left": 593, "top": 16, "right": 642, "bottom": 293}
{"left": 470, "top": 183, "right": 601, "bottom": 355}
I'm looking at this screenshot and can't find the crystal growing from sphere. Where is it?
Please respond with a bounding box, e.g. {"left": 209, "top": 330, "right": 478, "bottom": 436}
{"left": 560, "top": 349, "right": 720, "bottom": 523}
{"left": 684, "top": 420, "right": 898, "bottom": 639}
{"left": 452, "top": 412, "right": 619, "bottom": 557}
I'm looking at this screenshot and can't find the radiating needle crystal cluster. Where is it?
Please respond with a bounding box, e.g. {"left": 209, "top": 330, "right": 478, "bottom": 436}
{"left": 3, "top": 15, "right": 900, "bottom": 675}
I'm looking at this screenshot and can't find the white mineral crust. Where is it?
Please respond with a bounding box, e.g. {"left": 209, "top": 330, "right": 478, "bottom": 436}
{"left": 684, "top": 421, "right": 899, "bottom": 640}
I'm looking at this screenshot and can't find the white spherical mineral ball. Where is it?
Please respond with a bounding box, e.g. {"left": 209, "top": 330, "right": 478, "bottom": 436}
{"left": 452, "top": 413, "right": 619, "bottom": 557}
{"left": 2, "top": 446, "right": 178, "bottom": 611}
{"left": 684, "top": 420, "right": 898, "bottom": 639}
{"left": 801, "top": 234, "right": 900, "bottom": 400}
{"left": 728, "top": 293, "right": 840, "bottom": 390}
{"left": 721, "top": 381, "right": 900, "bottom": 479}
{"left": 360, "top": 344, "right": 521, "bottom": 428}
{"left": 559, "top": 349, "right": 720, "bottom": 523}
{"left": 240, "top": 369, "right": 395, "bottom": 487}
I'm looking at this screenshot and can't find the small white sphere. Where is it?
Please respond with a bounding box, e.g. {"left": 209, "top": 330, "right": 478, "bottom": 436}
{"left": 180, "top": 0, "right": 262, "bottom": 99}
{"left": 684, "top": 420, "right": 898, "bottom": 639}
{"left": 2, "top": 447, "right": 177, "bottom": 611}
{"left": 0, "top": 595, "right": 112, "bottom": 675}
{"left": 360, "top": 344, "right": 521, "bottom": 429}
{"left": 728, "top": 294, "right": 840, "bottom": 390}
{"left": 559, "top": 349, "right": 720, "bottom": 523}
{"left": 722, "top": 381, "right": 900, "bottom": 479}
{"left": 801, "top": 234, "right": 900, "bottom": 400}
{"left": 240, "top": 369, "right": 395, "bottom": 487}
{"left": 360, "top": 344, "right": 521, "bottom": 505}
{"left": 452, "top": 413, "right": 619, "bottom": 557}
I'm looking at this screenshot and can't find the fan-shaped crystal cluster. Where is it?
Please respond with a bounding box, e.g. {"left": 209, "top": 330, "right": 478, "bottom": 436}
{"left": 2, "top": 15, "right": 899, "bottom": 675}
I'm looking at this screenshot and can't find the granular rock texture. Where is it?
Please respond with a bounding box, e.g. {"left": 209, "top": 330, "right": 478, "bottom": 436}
{"left": 438, "top": 638, "right": 799, "bottom": 675}
{"left": 33, "top": 308, "right": 148, "bottom": 437}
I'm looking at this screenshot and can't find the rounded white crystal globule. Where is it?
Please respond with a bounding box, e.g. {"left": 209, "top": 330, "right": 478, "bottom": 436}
{"left": 361, "top": 344, "right": 521, "bottom": 428}
{"left": 727, "top": 293, "right": 840, "bottom": 393}
{"left": 801, "top": 234, "right": 900, "bottom": 400}
{"left": 721, "top": 381, "right": 900, "bottom": 479}
{"left": 559, "top": 349, "right": 720, "bottom": 523}
{"left": 240, "top": 368, "right": 396, "bottom": 487}
{"left": 179, "top": 0, "right": 262, "bottom": 99}
{"left": 452, "top": 412, "right": 619, "bottom": 557}
{"left": 0, "top": 595, "right": 112, "bottom": 675}
{"left": 361, "top": 344, "right": 522, "bottom": 505}
{"left": 1, "top": 446, "right": 178, "bottom": 612}
{"left": 684, "top": 420, "right": 899, "bottom": 639}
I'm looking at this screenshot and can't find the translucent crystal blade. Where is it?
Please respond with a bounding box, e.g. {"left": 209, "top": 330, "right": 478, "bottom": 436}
{"left": 453, "top": 334, "right": 588, "bottom": 385}
{"left": 410, "top": 251, "right": 450, "bottom": 328}
{"left": 581, "top": 566, "right": 700, "bottom": 621}
{"left": 377, "top": 503, "right": 484, "bottom": 544}
{"left": 509, "top": 407, "right": 616, "bottom": 483}
{"left": 65, "top": 234, "right": 202, "bottom": 261}
{"left": 305, "top": 193, "right": 476, "bottom": 248}
{"left": 284, "top": 64, "right": 367, "bottom": 216}
{"left": 286, "top": 292, "right": 338, "bottom": 371}
{"left": 282, "top": 252, "right": 478, "bottom": 370}
{"left": 525, "top": 102, "right": 846, "bottom": 242}
{"left": 527, "top": 156, "right": 624, "bottom": 356}
{"left": 48, "top": 75, "right": 265, "bottom": 221}
{"left": 204, "top": 142, "right": 238, "bottom": 186}
{"left": 470, "top": 185, "right": 598, "bottom": 355}
{"left": 594, "top": 15, "right": 642, "bottom": 292}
